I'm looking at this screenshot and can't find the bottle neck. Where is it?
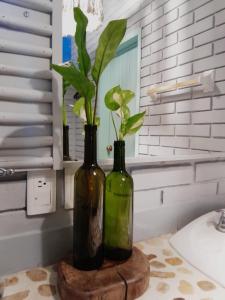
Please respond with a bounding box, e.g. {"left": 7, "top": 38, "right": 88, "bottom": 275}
{"left": 84, "top": 125, "right": 97, "bottom": 166}
{"left": 113, "top": 141, "right": 126, "bottom": 171}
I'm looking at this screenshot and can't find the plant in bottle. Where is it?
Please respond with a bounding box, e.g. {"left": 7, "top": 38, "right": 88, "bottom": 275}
{"left": 104, "top": 85, "right": 145, "bottom": 260}
{"left": 52, "top": 8, "right": 127, "bottom": 270}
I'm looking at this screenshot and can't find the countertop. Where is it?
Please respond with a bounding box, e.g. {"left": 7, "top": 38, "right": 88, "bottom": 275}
{"left": 1, "top": 234, "right": 224, "bottom": 300}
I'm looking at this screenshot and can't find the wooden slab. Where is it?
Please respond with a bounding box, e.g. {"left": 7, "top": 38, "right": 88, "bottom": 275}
{"left": 57, "top": 247, "right": 150, "bottom": 300}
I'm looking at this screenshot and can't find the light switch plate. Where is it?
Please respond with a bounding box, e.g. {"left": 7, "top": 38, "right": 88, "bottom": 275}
{"left": 27, "top": 170, "right": 56, "bottom": 215}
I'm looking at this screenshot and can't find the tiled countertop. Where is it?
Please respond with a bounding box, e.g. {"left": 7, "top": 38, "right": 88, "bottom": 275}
{"left": 1, "top": 234, "right": 224, "bottom": 300}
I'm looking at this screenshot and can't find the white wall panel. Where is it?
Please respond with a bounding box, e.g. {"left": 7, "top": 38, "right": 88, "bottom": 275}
{"left": 0, "top": 0, "right": 62, "bottom": 170}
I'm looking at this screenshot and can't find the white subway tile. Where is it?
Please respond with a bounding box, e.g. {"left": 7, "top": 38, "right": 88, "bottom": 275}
{"left": 192, "top": 110, "right": 225, "bottom": 124}
{"left": 142, "top": 28, "right": 163, "bottom": 47}
{"left": 174, "top": 148, "right": 209, "bottom": 155}
{"left": 132, "top": 165, "right": 193, "bottom": 191}
{"left": 211, "top": 124, "right": 225, "bottom": 137}
{"left": 191, "top": 137, "right": 225, "bottom": 151}
{"left": 139, "top": 144, "right": 149, "bottom": 154}
{"left": 139, "top": 135, "right": 160, "bottom": 145}
{"left": 152, "top": 8, "right": 178, "bottom": 31}
{"left": 163, "top": 64, "right": 192, "bottom": 81}
{"left": 213, "top": 96, "right": 225, "bottom": 109}
{"left": 141, "top": 6, "right": 164, "bottom": 27}
{"left": 164, "top": 0, "right": 187, "bottom": 13}
{"left": 141, "top": 66, "right": 151, "bottom": 77}
{"left": 134, "top": 190, "right": 162, "bottom": 212}
{"left": 163, "top": 182, "right": 217, "bottom": 205}
{"left": 161, "top": 136, "right": 189, "bottom": 148}
{"left": 176, "top": 98, "right": 211, "bottom": 112}
{"left": 151, "top": 32, "right": 177, "bottom": 53}
{"left": 164, "top": 12, "right": 194, "bottom": 36}
{"left": 196, "top": 161, "right": 225, "bottom": 181}
{"left": 218, "top": 179, "right": 225, "bottom": 194}
{"left": 215, "top": 9, "right": 225, "bottom": 26}
{"left": 179, "top": 16, "right": 213, "bottom": 41}
{"left": 142, "top": 45, "right": 151, "bottom": 58}
{"left": 152, "top": 0, "right": 169, "bottom": 10}
{"left": 163, "top": 38, "right": 193, "bottom": 58}
{"left": 141, "top": 51, "right": 163, "bottom": 67}
{"left": 195, "top": 24, "right": 225, "bottom": 47}
{"left": 194, "top": 53, "right": 225, "bottom": 73}
{"left": 142, "top": 23, "right": 152, "bottom": 38}
{"left": 176, "top": 125, "right": 210, "bottom": 137}
{"left": 151, "top": 73, "right": 163, "bottom": 85}
{"left": 215, "top": 81, "right": 225, "bottom": 95}
{"left": 140, "top": 106, "right": 149, "bottom": 115}
{"left": 161, "top": 113, "right": 190, "bottom": 124}
{"left": 214, "top": 39, "right": 225, "bottom": 54}
{"left": 140, "top": 96, "right": 151, "bottom": 106}
{"left": 151, "top": 56, "right": 177, "bottom": 74}
{"left": 128, "top": 3, "right": 152, "bottom": 27}
{"left": 150, "top": 102, "right": 175, "bottom": 115}
{"left": 149, "top": 145, "right": 174, "bottom": 155}
{"left": 139, "top": 126, "right": 149, "bottom": 136}
{"left": 195, "top": 0, "right": 225, "bottom": 21}
{"left": 149, "top": 125, "right": 175, "bottom": 135}
{"left": 144, "top": 115, "right": 161, "bottom": 126}
{"left": 179, "top": 0, "right": 213, "bottom": 17}
{"left": 178, "top": 44, "right": 212, "bottom": 65}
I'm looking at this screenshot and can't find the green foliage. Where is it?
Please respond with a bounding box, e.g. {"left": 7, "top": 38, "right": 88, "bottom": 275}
{"left": 74, "top": 7, "right": 91, "bottom": 76}
{"left": 105, "top": 85, "right": 145, "bottom": 140}
{"left": 52, "top": 7, "right": 127, "bottom": 126}
{"left": 92, "top": 19, "right": 127, "bottom": 85}
{"left": 52, "top": 63, "right": 94, "bottom": 124}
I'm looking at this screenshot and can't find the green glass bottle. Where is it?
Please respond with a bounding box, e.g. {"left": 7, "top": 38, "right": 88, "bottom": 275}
{"left": 73, "top": 125, "right": 105, "bottom": 270}
{"left": 104, "top": 140, "right": 133, "bottom": 260}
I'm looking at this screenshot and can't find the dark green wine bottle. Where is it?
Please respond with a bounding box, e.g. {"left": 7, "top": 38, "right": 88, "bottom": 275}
{"left": 73, "top": 125, "right": 105, "bottom": 270}
{"left": 104, "top": 140, "right": 133, "bottom": 260}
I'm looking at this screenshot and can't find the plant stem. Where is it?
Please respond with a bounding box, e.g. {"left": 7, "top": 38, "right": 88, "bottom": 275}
{"left": 93, "top": 82, "right": 99, "bottom": 125}
{"left": 111, "top": 112, "right": 118, "bottom": 140}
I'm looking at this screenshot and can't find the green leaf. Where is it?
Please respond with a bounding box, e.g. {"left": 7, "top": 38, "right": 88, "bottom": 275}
{"left": 123, "top": 111, "right": 145, "bottom": 136}
{"left": 72, "top": 97, "right": 86, "bottom": 121}
{"left": 121, "top": 105, "right": 130, "bottom": 120}
{"left": 74, "top": 7, "right": 91, "bottom": 76}
{"left": 92, "top": 19, "right": 127, "bottom": 84}
{"left": 95, "top": 116, "right": 100, "bottom": 126}
{"left": 63, "top": 79, "right": 70, "bottom": 96}
{"left": 52, "top": 63, "right": 95, "bottom": 102}
{"left": 105, "top": 85, "right": 122, "bottom": 111}
{"left": 121, "top": 90, "right": 135, "bottom": 105}
{"left": 52, "top": 63, "right": 95, "bottom": 124}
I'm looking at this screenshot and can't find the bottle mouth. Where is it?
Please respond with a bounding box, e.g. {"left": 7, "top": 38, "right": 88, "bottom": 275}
{"left": 114, "top": 140, "right": 125, "bottom": 146}
{"left": 84, "top": 124, "right": 97, "bottom": 131}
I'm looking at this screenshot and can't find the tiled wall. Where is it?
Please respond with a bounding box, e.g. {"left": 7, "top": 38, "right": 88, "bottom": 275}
{"left": 133, "top": 160, "right": 225, "bottom": 241}
{"left": 132, "top": 0, "right": 225, "bottom": 155}
{"left": 68, "top": 0, "right": 225, "bottom": 158}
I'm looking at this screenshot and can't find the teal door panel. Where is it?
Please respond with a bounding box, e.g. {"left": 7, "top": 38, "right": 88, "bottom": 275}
{"left": 98, "top": 37, "right": 138, "bottom": 160}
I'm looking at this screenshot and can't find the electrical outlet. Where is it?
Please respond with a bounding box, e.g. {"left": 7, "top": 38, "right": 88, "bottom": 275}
{"left": 27, "top": 170, "right": 56, "bottom": 215}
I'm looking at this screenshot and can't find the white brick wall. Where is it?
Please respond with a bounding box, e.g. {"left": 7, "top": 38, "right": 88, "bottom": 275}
{"left": 138, "top": 0, "right": 225, "bottom": 155}
{"left": 132, "top": 160, "right": 225, "bottom": 240}
{"left": 69, "top": 0, "right": 225, "bottom": 158}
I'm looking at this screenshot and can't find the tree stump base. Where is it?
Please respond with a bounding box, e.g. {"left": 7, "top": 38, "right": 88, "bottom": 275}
{"left": 57, "top": 247, "right": 150, "bottom": 300}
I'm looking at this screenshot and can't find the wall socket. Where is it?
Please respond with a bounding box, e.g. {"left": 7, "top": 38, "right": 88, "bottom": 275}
{"left": 27, "top": 170, "right": 56, "bottom": 215}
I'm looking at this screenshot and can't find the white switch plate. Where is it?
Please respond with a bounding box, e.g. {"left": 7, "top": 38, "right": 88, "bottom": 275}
{"left": 27, "top": 170, "right": 56, "bottom": 215}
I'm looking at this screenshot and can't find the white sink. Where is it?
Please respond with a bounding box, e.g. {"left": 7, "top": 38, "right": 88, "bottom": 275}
{"left": 170, "top": 210, "right": 225, "bottom": 288}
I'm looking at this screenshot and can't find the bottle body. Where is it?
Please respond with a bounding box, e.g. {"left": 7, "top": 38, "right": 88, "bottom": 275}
{"left": 73, "top": 125, "right": 105, "bottom": 270}
{"left": 104, "top": 141, "right": 133, "bottom": 260}
{"left": 63, "top": 125, "right": 71, "bottom": 161}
